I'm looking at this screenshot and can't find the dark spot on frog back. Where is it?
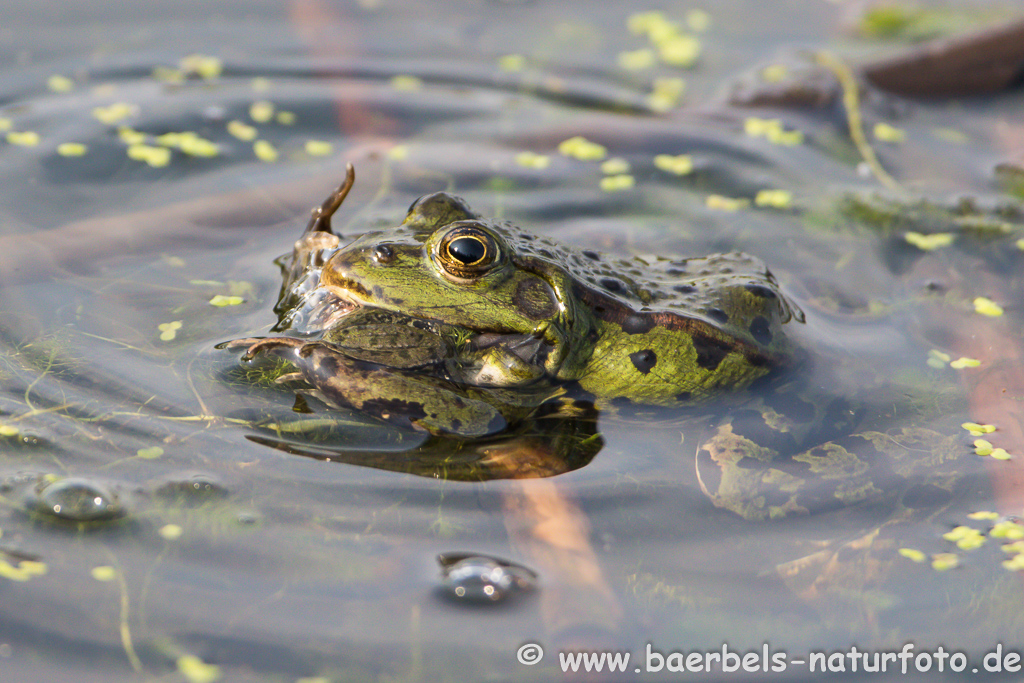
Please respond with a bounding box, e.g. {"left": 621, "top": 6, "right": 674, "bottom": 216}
{"left": 706, "top": 308, "right": 729, "bottom": 325}
{"left": 749, "top": 316, "right": 773, "bottom": 346}
{"left": 692, "top": 335, "right": 733, "bottom": 370}
{"left": 629, "top": 349, "right": 657, "bottom": 374}
{"left": 745, "top": 283, "right": 777, "bottom": 299}
{"left": 621, "top": 313, "right": 655, "bottom": 335}
{"left": 600, "top": 277, "right": 625, "bottom": 293}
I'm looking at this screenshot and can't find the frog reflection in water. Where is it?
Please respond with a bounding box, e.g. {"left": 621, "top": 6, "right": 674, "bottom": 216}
{"left": 227, "top": 165, "right": 964, "bottom": 521}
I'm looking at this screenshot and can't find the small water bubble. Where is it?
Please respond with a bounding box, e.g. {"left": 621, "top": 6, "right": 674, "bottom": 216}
{"left": 29, "top": 477, "right": 125, "bottom": 522}
{"left": 155, "top": 473, "right": 229, "bottom": 502}
{"left": 235, "top": 511, "right": 258, "bottom": 525}
{"left": 438, "top": 553, "right": 536, "bottom": 604}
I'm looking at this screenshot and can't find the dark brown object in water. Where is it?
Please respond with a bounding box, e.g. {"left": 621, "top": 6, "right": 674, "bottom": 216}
{"left": 863, "top": 18, "right": 1024, "bottom": 97}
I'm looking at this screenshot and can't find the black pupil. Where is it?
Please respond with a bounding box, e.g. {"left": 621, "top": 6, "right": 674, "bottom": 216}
{"left": 448, "top": 236, "right": 487, "bottom": 265}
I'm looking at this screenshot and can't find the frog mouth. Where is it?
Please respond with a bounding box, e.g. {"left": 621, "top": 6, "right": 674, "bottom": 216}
{"left": 305, "top": 287, "right": 360, "bottom": 329}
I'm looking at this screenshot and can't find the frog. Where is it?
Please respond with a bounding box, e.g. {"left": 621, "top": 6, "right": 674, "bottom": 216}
{"left": 225, "top": 166, "right": 971, "bottom": 524}
{"left": 230, "top": 164, "right": 800, "bottom": 427}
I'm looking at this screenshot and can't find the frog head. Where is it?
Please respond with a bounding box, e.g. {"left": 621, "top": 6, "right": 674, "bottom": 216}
{"left": 274, "top": 168, "right": 579, "bottom": 382}
{"left": 316, "top": 192, "right": 576, "bottom": 373}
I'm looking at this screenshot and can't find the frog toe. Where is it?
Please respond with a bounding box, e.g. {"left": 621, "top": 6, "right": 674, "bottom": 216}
{"left": 217, "top": 336, "right": 264, "bottom": 349}
{"left": 236, "top": 336, "right": 306, "bottom": 362}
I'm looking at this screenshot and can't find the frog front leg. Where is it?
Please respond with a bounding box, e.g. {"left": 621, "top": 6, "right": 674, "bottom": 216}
{"left": 225, "top": 337, "right": 510, "bottom": 438}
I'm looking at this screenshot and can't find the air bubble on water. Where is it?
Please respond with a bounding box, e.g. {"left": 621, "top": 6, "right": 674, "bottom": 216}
{"left": 438, "top": 553, "right": 536, "bottom": 604}
{"left": 154, "top": 473, "right": 229, "bottom": 502}
{"left": 29, "top": 477, "right": 125, "bottom": 522}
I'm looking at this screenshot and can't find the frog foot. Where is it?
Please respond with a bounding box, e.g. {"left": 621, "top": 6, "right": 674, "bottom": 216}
{"left": 221, "top": 336, "right": 307, "bottom": 363}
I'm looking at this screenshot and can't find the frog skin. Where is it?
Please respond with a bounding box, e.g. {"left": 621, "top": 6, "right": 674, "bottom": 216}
{"left": 228, "top": 166, "right": 970, "bottom": 532}
{"left": 265, "top": 165, "right": 803, "bottom": 412}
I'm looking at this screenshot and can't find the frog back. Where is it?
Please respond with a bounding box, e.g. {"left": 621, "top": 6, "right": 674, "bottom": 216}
{"left": 559, "top": 251, "right": 803, "bottom": 407}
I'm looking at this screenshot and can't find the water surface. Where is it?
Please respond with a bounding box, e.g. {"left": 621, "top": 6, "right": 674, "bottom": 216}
{"left": 2, "top": 0, "right": 1024, "bottom": 680}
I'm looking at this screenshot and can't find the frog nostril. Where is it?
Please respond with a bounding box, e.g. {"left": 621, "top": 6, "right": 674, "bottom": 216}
{"left": 373, "top": 244, "right": 396, "bottom": 264}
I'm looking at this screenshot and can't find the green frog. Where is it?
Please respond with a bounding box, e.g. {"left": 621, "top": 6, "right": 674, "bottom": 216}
{"left": 226, "top": 166, "right": 968, "bottom": 521}
{"left": 233, "top": 164, "right": 800, "bottom": 414}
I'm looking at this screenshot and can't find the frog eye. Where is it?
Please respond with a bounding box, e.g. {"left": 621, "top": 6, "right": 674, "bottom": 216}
{"left": 448, "top": 236, "right": 487, "bottom": 265}
{"left": 436, "top": 222, "right": 501, "bottom": 278}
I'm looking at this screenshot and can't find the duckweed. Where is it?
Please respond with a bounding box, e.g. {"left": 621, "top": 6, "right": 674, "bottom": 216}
{"left": 950, "top": 357, "right": 981, "bottom": 369}
{"left": 991, "top": 521, "right": 1024, "bottom": 539}
{"left": 600, "top": 157, "right": 630, "bottom": 175}
{"left": 209, "top": 295, "right": 244, "bottom": 307}
{"left": 179, "top": 54, "right": 223, "bottom": 80}
{"left": 618, "top": 48, "right": 655, "bottom": 70}
{"left": 558, "top": 136, "right": 606, "bottom": 161}
{"left": 127, "top": 144, "right": 172, "bottom": 168}
{"left": 56, "top": 142, "right": 88, "bottom": 156}
{"left": 654, "top": 153, "right": 693, "bottom": 175}
{"left": 898, "top": 548, "right": 926, "bottom": 562}
{"left": 754, "top": 189, "right": 793, "bottom": 209}
{"left": 761, "top": 64, "right": 788, "bottom": 83}
{"left": 648, "top": 77, "right": 686, "bottom": 112}
{"left": 973, "top": 297, "right": 1004, "bottom": 317}
{"left": 931, "top": 553, "right": 959, "bottom": 571}
{"left": 705, "top": 195, "right": 748, "bottom": 212}
{"left": 873, "top": 122, "right": 906, "bottom": 143}
{"left": 304, "top": 140, "right": 333, "bottom": 156}
{"left": 0, "top": 559, "right": 47, "bottom": 582}
{"left": 658, "top": 35, "right": 701, "bottom": 68}
{"left": 92, "top": 103, "right": 138, "bottom": 125}
{"left": 514, "top": 151, "right": 550, "bottom": 169}
{"left": 1002, "top": 554, "right": 1024, "bottom": 571}
{"left": 1002, "top": 540, "right": 1024, "bottom": 554}
{"left": 177, "top": 654, "right": 221, "bottom": 683}
{"left": 599, "top": 174, "right": 635, "bottom": 192}
{"left": 253, "top": 140, "right": 278, "bottom": 162}
{"left": 159, "top": 524, "right": 183, "bottom": 540}
{"left": 904, "top": 231, "right": 953, "bottom": 250}
{"left": 47, "top": 75, "right": 74, "bottom": 92}
{"left": 962, "top": 423, "right": 996, "bottom": 436}
{"left": 158, "top": 321, "right": 182, "bottom": 341}
{"left": 249, "top": 100, "right": 274, "bottom": 123}
{"left": 942, "top": 526, "right": 985, "bottom": 550}
{"left": 390, "top": 75, "right": 423, "bottom": 91}
{"left": 6, "top": 131, "right": 40, "bottom": 147}
{"left": 497, "top": 54, "right": 525, "bottom": 72}
{"left": 744, "top": 117, "right": 803, "bottom": 146}
{"left": 117, "top": 126, "right": 146, "bottom": 144}
{"left": 91, "top": 565, "right": 117, "bottom": 582}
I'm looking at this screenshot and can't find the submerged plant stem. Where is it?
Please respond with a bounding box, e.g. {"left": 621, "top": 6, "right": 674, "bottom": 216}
{"left": 104, "top": 553, "right": 143, "bottom": 674}
{"left": 815, "top": 51, "right": 903, "bottom": 195}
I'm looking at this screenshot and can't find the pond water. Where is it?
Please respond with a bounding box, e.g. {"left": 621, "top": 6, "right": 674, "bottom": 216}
{"left": 2, "top": 0, "right": 1024, "bottom": 681}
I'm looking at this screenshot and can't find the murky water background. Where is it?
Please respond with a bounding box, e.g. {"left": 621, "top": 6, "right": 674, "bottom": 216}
{"left": 2, "top": 0, "right": 1024, "bottom": 680}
